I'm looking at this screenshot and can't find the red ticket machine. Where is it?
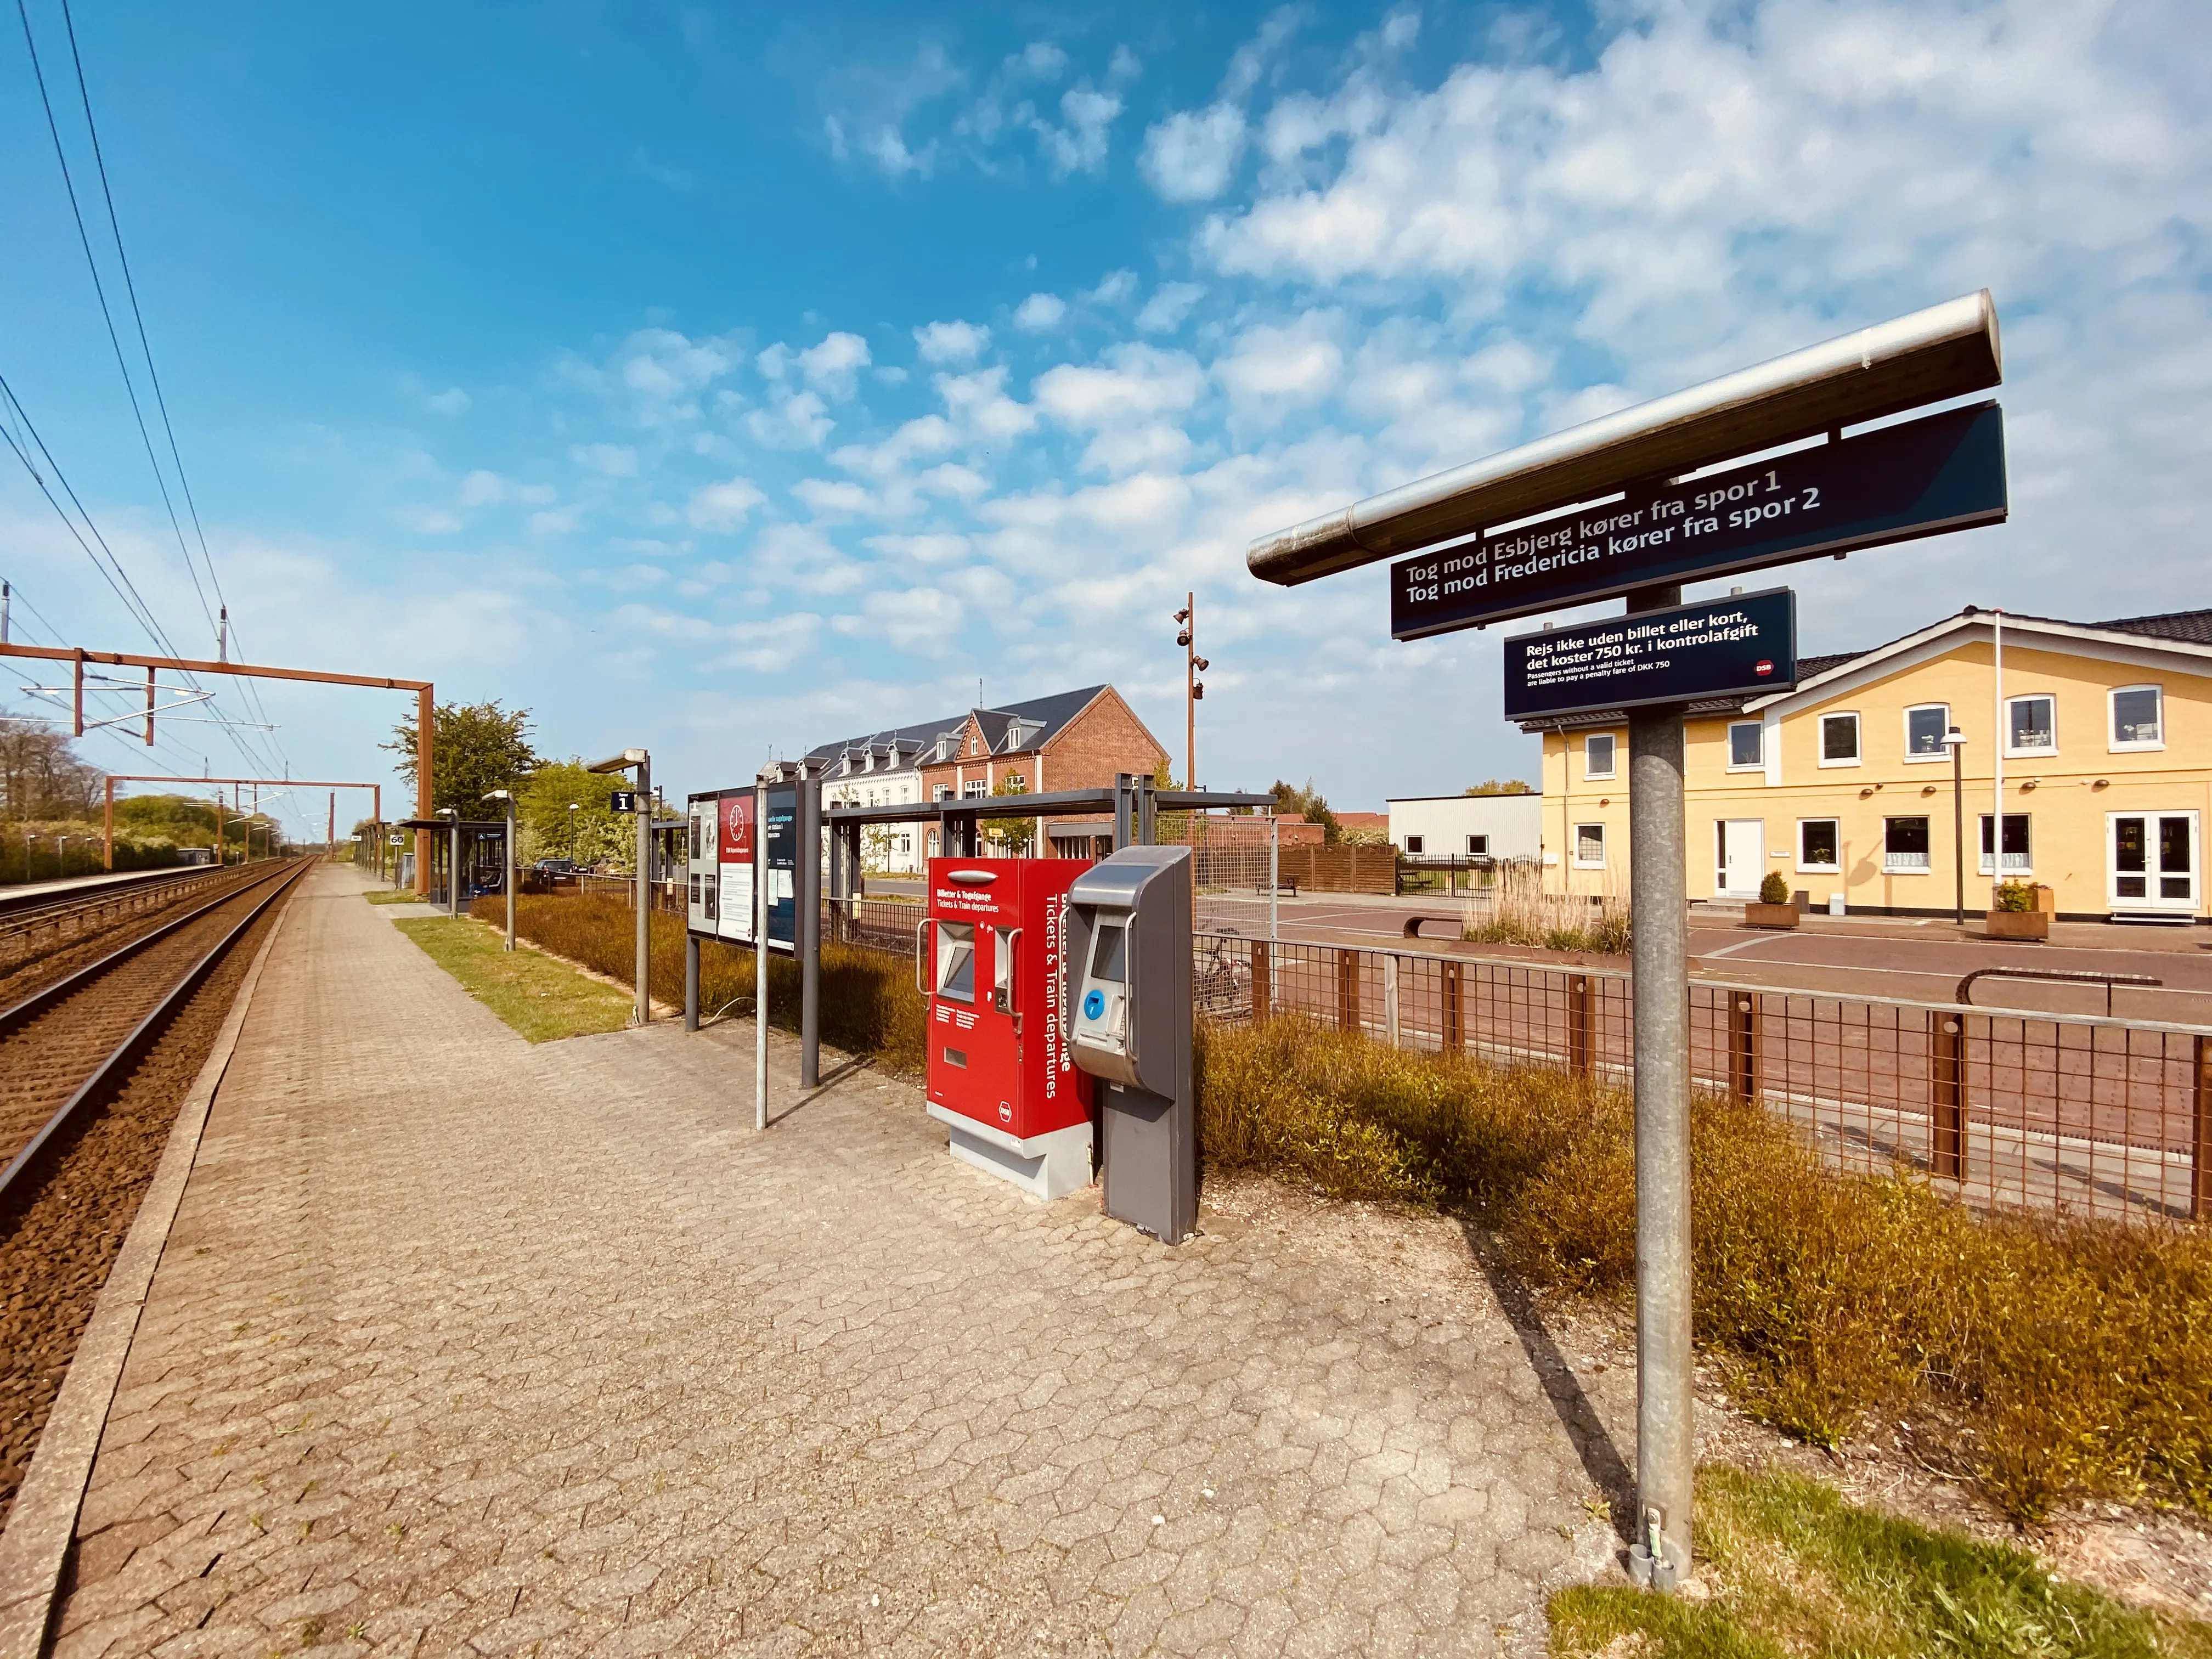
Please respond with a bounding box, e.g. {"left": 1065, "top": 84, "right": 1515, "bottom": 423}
{"left": 922, "top": 855, "right": 1094, "bottom": 1199}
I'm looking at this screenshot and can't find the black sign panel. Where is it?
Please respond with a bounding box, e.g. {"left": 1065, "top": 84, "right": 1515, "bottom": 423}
{"left": 1393, "top": 402, "right": 2005, "bottom": 639}
{"left": 763, "top": 782, "right": 797, "bottom": 955}
{"left": 1504, "top": 589, "right": 1797, "bottom": 723}
{"left": 608, "top": 789, "right": 639, "bottom": 814}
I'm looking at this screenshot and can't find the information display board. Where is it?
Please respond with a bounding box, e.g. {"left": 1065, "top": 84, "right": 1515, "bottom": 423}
{"left": 717, "top": 791, "right": 755, "bottom": 945}
{"left": 763, "top": 781, "right": 798, "bottom": 956}
{"left": 1504, "top": 589, "right": 1798, "bottom": 723}
{"left": 1393, "top": 402, "right": 2005, "bottom": 639}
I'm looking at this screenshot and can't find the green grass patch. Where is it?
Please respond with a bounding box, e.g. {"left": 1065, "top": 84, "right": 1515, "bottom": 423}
{"left": 1198, "top": 1017, "right": 2212, "bottom": 1524}
{"left": 393, "top": 916, "right": 633, "bottom": 1042}
{"left": 472, "top": 893, "right": 928, "bottom": 1073}
{"left": 364, "top": 887, "right": 433, "bottom": 905}
{"left": 1550, "top": 1464, "right": 2212, "bottom": 1658}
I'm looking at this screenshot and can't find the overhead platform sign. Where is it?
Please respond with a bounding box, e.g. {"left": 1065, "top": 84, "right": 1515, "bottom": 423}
{"left": 1392, "top": 403, "right": 2004, "bottom": 639}
{"left": 1505, "top": 589, "right": 1797, "bottom": 722}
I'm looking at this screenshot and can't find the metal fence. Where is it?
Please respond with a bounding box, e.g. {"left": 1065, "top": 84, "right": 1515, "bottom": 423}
{"left": 827, "top": 895, "right": 2209, "bottom": 1226}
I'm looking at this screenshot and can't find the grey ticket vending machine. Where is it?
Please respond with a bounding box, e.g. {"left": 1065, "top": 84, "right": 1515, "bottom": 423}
{"left": 1066, "top": 846, "right": 1195, "bottom": 1245}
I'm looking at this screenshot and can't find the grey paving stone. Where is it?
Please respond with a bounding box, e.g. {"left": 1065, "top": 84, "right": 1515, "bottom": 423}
{"left": 49, "top": 867, "right": 1625, "bottom": 1656}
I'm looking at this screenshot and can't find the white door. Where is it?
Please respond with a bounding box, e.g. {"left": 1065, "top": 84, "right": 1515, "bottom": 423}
{"left": 2109, "top": 811, "right": 2198, "bottom": 913}
{"left": 1717, "top": 819, "right": 1764, "bottom": 898}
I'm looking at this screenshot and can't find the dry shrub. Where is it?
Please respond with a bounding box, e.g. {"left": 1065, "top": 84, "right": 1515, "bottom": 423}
{"left": 1194, "top": 1013, "right": 2212, "bottom": 1523}
{"left": 1462, "top": 862, "right": 1631, "bottom": 954}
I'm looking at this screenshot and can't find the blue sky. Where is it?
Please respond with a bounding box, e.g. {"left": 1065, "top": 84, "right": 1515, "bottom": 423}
{"left": 2, "top": 0, "right": 2207, "bottom": 834}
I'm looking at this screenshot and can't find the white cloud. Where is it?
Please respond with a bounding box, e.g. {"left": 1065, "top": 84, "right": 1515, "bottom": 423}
{"left": 1141, "top": 104, "right": 1248, "bottom": 201}
{"left": 832, "top": 586, "right": 966, "bottom": 654}
{"left": 744, "top": 390, "right": 833, "bottom": 449}
{"left": 864, "top": 532, "right": 970, "bottom": 565}
{"left": 569, "top": 443, "right": 639, "bottom": 477}
{"left": 1135, "top": 283, "right": 1205, "bottom": 334}
{"left": 915, "top": 320, "right": 991, "bottom": 365}
{"left": 935, "top": 367, "right": 1038, "bottom": 441}
{"left": 1084, "top": 269, "right": 1139, "bottom": 306}
{"left": 1215, "top": 315, "right": 1344, "bottom": 409}
{"left": 1017, "top": 42, "right": 1067, "bottom": 81}
{"left": 686, "top": 476, "right": 767, "bottom": 532}
{"left": 424, "top": 387, "right": 470, "bottom": 416}
{"left": 529, "top": 505, "right": 585, "bottom": 535}
{"left": 1032, "top": 85, "right": 1124, "bottom": 176}
{"left": 458, "top": 470, "right": 507, "bottom": 508}
{"left": 1082, "top": 424, "right": 1195, "bottom": 477}
{"left": 797, "top": 332, "right": 872, "bottom": 398}
{"left": 792, "top": 478, "right": 876, "bottom": 516}
{"left": 397, "top": 506, "right": 463, "bottom": 534}
{"left": 1034, "top": 343, "right": 1206, "bottom": 428}
{"left": 1014, "top": 293, "right": 1067, "bottom": 332}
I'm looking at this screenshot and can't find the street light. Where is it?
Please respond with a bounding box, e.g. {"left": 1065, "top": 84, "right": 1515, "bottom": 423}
{"left": 483, "top": 789, "right": 516, "bottom": 952}
{"left": 566, "top": 802, "right": 581, "bottom": 862}
{"left": 1943, "top": 727, "right": 1969, "bottom": 924}
{"left": 587, "top": 747, "right": 651, "bottom": 1028}
{"left": 55, "top": 834, "right": 71, "bottom": 881}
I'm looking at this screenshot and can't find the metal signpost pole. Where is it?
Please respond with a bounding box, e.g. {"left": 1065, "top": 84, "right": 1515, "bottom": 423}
{"left": 635, "top": 754, "right": 652, "bottom": 1027}
{"left": 685, "top": 933, "right": 700, "bottom": 1032}
{"left": 755, "top": 780, "right": 769, "bottom": 1132}
{"left": 503, "top": 795, "right": 516, "bottom": 951}
{"left": 799, "top": 764, "right": 821, "bottom": 1089}
{"left": 1625, "top": 587, "right": 1693, "bottom": 1589}
{"left": 1947, "top": 729, "right": 1968, "bottom": 924}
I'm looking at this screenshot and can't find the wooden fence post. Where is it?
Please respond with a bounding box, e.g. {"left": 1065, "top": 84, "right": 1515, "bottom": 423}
{"left": 1336, "top": 949, "right": 1359, "bottom": 1034}
{"left": 2193, "top": 1033, "right": 2210, "bottom": 1223}
{"left": 1729, "top": 992, "right": 1762, "bottom": 1104}
{"left": 1384, "top": 956, "right": 1401, "bottom": 1048}
{"left": 1930, "top": 1009, "right": 1967, "bottom": 1181}
{"left": 1442, "top": 961, "right": 1464, "bottom": 1054}
{"left": 1568, "top": 973, "right": 1595, "bottom": 1079}
{"left": 1251, "top": 940, "right": 1272, "bottom": 1028}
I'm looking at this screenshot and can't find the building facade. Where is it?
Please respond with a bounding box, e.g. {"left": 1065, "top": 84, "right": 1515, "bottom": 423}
{"left": 1386, "top": 794, "right": 1544, "bottom": 862}
{"left": 809, "top": 685, "right": 1170, "bottom": 868}
{"left": 1526, "top": 607, "right": 2212, "bottom": 921}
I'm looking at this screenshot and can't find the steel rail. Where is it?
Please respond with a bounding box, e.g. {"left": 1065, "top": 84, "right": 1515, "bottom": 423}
{"left": 0, "top": 857, "right": 309, "bottom": 1206}
{"left": 0, "top": 859, "right": 297, "bottom": 1042}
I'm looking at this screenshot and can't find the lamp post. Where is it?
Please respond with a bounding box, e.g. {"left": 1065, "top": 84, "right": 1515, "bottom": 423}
{"left": 55, "top": 834, "right": 70, "bottom": 880}
{"left": 566, "top": 802, "right": 581, "bottom": 862}
{"left": 588, "top": 748, "right": 652, "bottom": 1027}
{"left": 1172, "top": 594, "right": 1209, "bottom": 791}
{"left": 22, "top": 833, "right": 36, "bottom": 884}
{"left": 1943, "top": 727, "right": 1969, "bottom": 925}
{"left": 484, "top": 790, "right": 516, "bottom": 951}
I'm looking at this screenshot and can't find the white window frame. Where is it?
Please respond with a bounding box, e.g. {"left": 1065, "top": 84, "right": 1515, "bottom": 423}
{"left": 1572, "top": 822, "right": 1607, "bottom": 869}
{"left": 1817, "top": 711, "right": 1861, "bottom": 768}
{"left": 1466, "top": 834, "right": 1488, "bottom": 856}
{"left": 2004, "top": 693, "right": 2058, "bottom": 760}
{"left": 1903, "top": 703, "right": 1953, "bottom": 763}
{"left": 1583, "top": 733, "right": 1617, "bottom": 781}
{"left": 961, "top": 779, "right": 989, "bottom": 799}
{"left": 2109, "top": 684, "right": 2165, "bottom": 752}
{"left": 1883, "top": 815, "right": 1933, "bottom": 873}
{"left": 1796, "top": 817, "right": 1841, "bottom": 874}
{"left": 1725, "top": 721, "right": 1764, "bottom": 772}
{"left": 1404, "top": 834, "right": 1425, "bottom": 855}
{"left": 1978, "top": 812, "right": 2033, "bottom": 877}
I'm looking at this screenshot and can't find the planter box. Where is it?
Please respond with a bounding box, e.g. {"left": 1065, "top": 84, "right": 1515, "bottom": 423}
{"left": 1985, "top": 909, "right": 2050, "bottom": 941}
{"left": 1743, "top": 902, "right": 1801, "bottom": 930}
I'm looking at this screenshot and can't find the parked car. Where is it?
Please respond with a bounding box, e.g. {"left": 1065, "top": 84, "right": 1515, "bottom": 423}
{"left": 532, "top": 858, "right": 579, "bottom": 881}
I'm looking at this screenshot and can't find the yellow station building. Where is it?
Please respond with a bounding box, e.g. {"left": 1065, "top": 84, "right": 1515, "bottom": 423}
{"left": 1527, "top": 606, "right": 2212, "bottom": 922}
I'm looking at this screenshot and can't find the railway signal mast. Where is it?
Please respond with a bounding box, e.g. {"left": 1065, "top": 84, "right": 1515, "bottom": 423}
{"left": 1175, "top": 594, "right": 1209, "bottom": 790}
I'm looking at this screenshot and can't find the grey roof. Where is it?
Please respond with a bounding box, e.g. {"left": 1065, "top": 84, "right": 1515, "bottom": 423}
{"left": 1515, "top": 605, "right": 2212, "bottom": 733}
{"left": 806, "top": 685, "right": 1110, "bottom": 775}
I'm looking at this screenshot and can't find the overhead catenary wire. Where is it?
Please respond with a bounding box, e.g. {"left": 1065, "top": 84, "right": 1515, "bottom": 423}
{"left": 13, "top": 0, "right": 295, "bottom": 787}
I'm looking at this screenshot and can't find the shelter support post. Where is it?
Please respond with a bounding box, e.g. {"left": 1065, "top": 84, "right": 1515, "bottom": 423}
{"left": 685, "top": 934, "right": 701, "bottom": 1033}
{"left": 448, "top": 819, "right": 461, "bottom": 918}
{"left": 1627, "top": 577, "right": 1693, "bottom": 1590}
{"left": 1442, "top": 961, "right": 1464, "bottom": 1053}
{"left": 1113, "top": 776, "right": 1134, "bottom": 850}
{"left": 1567, "top": 974, "right": 1596, "bottom": 1079}
{"left": 503, "top": 795, "right": 516, "bottom": 952}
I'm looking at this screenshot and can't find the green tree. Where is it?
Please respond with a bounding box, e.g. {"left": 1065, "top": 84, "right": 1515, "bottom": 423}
{"left": 383, "top": 700, "right": 538, "bottom": 815}
{"left": 1466, "top": 778, "right": 1536, "bottom": 796}
{"left": 518, "top": 759, "right": 629, "bottom": 870}
{"left": 984, "top": 774, "right": 1036, "bottom": 854}
{"left": 1270, "top": 778, "right": 1342, "bottom": 845}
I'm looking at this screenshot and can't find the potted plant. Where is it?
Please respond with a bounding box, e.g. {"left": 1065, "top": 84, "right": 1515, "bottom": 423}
{"left": 1985, "top": 879, "right": 2050, "bottom": 940}
{"left": 1745, "top": 869, "right": 1800, "bottom": 929}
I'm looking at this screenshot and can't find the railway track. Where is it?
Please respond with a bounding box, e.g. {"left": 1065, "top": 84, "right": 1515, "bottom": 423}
{"left": 0, "top": 855, "right": 313, "bottom": 1524}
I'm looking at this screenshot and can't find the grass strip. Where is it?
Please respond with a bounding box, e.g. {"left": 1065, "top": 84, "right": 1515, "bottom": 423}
{"left": 363, "top": 888, "right": 433, "bottom": 905}
{"left": 1550, "top": 1464, "right": 2212, "bottom": 1658}
{"left": 393, "top": 916, "right": 633, "bottom": 1042}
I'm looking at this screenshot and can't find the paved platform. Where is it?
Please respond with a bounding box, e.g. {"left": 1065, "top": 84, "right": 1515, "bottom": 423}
{"left": 44, "top": 865, "right": 1627, "bottom": 1657}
